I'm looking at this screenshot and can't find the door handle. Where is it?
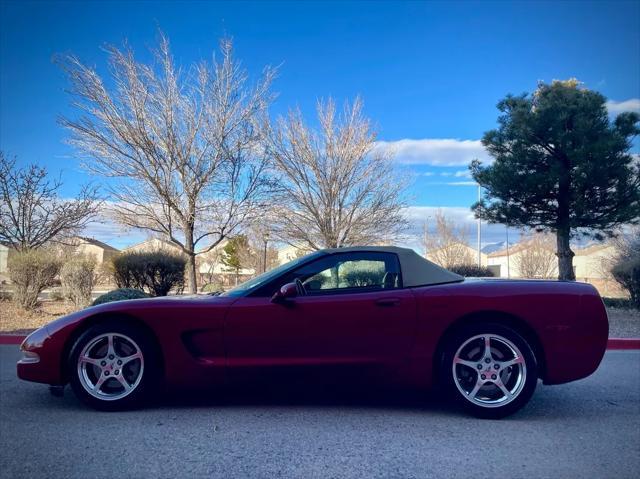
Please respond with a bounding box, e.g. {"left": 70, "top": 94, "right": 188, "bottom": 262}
{"left": 375, "top": 298, "right": 400, "bottom": 307}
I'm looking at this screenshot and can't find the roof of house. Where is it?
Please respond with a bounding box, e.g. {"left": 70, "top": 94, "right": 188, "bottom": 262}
{"left": 574, "top": 243, "right": 614, "bottom": 256}
{"left": 488, "top": 240, "right": 615, "bottom": 258}
{"left": 76, "top": 237, "right": 120, "bottom": 252}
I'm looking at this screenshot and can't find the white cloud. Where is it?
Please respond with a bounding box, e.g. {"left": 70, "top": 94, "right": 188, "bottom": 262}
{"left": 374, "top": 138, "right": 492, "bottom": 166}
{"left": 422, "top": 171, "right": 435, "bottom": 177}
{"left": 453, "top": 170, "right": 471, "bottom": 178}
{"left": 606, "top": 98, "right": 640, "bottom": 115}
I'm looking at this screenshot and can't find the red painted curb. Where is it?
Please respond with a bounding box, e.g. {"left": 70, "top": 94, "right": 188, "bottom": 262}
{"left": 1, "top": 334, "right": 639, "bottom": 349}
{"left": 0, "top": 335, "right": 25, "bottom": 345}
{"left": 607, "top": 338, "right": 640, "bottom": 350}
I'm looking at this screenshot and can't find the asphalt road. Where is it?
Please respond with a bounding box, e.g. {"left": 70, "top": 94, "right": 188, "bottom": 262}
{"left": 1, "top": 346, "right": 639, "bottom": 479}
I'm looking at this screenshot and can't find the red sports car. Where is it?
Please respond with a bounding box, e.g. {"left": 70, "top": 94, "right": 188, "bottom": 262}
{"left": 17, "top": 246, "right": 608, "bottom": 418}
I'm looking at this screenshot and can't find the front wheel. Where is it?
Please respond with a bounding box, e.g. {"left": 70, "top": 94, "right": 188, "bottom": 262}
{"left": 442, "top": 323, "right": 538, "bottom": 419}
{"left": 68, "top": 322, "right": 158, "bottom": 410}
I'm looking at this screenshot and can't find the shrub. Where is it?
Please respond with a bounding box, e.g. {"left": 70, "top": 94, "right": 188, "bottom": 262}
{"left": 112, "top": 251, "right": 187, "bottom": 296}
{"left": 201, "top": 282, "right": 224, "bottom": 294}
{"left": 602, "top": 297, "right": 634, "bottom": 309}
{"left": 60, "top": 255, "right": 96, "bottom": 308}
{"left": 48, "top": 289, "right": 64, "bottom": 301}
{"left": 92, "top": 288, "right": 150, "bottom": 306}
{"left": 448, "top": 264, "right": 496, "bottom": 278}
{"left": 342, "top": 269, "right": 385, "bottom": 287}
{"left": 611, "top": 256, "right": 640, "bottom": 308}
{"left": 8, "top": 249, "right": 62, "bottom": 310}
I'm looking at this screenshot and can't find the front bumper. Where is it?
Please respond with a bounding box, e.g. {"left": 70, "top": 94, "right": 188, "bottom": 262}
{"left": 17, "top": 326, "right": 65, "bottom": 385}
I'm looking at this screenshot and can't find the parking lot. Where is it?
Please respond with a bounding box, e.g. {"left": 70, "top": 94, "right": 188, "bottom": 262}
{"left": 1, "top": 346, "right": 639, "bottom": 479}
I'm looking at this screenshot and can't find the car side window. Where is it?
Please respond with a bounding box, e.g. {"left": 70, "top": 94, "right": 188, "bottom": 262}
{"left": 284, "top": 252, "right": 402, "bottom": 295}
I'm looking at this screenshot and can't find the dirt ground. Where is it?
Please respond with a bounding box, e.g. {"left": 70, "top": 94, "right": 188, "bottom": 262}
{"left": 1, "top": 299, "right": 638, "bottom": 337}
{"left": 0, "top": 300, "right": 75, "bottom": 335}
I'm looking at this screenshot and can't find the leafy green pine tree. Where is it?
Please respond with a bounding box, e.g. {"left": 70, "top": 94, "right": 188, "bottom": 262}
{"left": 471, "top": 79, "right": 640, "bottom": 280}
{"left": 221, "top": 235, "right": 250, "bottom": 285}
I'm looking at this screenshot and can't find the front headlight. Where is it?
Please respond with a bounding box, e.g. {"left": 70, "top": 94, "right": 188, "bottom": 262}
{"left": 20, "top": 327, "right": 50, "bottom": 351}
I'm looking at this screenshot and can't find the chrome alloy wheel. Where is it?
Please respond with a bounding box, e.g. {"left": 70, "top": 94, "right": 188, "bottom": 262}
{"left": 76, "top": 333, "right": 144, "bottom": 401}
{"left": 452, "top": 334, "right": 527, "bottom": 408}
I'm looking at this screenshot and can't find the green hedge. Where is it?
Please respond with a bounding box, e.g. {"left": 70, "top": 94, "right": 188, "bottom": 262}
{"left": 448, "top": 264, "right": 496, "bottom": 278}
{"left": 112, "top": 251, "right": 186, "bottom": 296}
{"left": 92, "top": 288, "right": 150, "bottom": 306}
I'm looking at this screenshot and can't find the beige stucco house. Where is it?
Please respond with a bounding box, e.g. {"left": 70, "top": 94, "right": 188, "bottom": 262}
{"left": 0, "top": 241, "right": 14, "bottom": 282}
{"left": 487, "top": 241, "right": 624, "bottom": 297}
{"left": 71, "top": 237, "right": 120, "bottom": 265}
{"left": 122, "top": 238, "right": 184, "bottom": 255}
{"left": 425, "top": 242, "right": 487, "bottom": 269}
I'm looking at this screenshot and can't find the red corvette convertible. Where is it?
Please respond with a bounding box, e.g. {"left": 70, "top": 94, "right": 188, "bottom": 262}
{"left": 17, "top": 246, "right": 608, "bottom": 418}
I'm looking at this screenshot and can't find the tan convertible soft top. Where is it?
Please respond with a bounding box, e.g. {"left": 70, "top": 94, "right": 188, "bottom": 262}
{"left": 322, "top": 246, "right": 463, "bottom": 287}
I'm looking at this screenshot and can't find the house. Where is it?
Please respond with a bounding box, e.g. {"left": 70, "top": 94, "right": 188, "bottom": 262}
{"left": 277, "top": 244, "right": 307, "bottom": 265}
{"left": 425, "top": 242, "right": 487, "bottom": 269}
{"left": 70, "top": 237, "right": 120, "bottom": 265}
{"left": 485, "top": 240, "right": 552, "bottom": 279}
{"left": 573, "top": 243, "right": 623, "bottom": 297}
{"left": 0, "top": 241, "right": 15, "bottom": 281}
{"left": 122, "top": 238, "right": 184, "bottom": 255}
{"left": 487, "top": 240, "right": 625, "bottom": 297}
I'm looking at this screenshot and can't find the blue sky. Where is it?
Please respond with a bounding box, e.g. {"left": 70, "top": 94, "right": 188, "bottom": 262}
{"left": 1, "top": 0, "right": 639, "bottom": 247}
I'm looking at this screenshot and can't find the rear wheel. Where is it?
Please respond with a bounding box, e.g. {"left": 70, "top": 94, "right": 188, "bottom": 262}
{"left": 68, "top": 322, "right": 158, "bottom": 410}
{"left": 442, "top": 323, "right": 538, "bottom": 418}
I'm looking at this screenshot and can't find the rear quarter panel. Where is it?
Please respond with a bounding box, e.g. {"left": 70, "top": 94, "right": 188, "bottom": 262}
{"left": 406, "top": 279, "right": 608, "bottom": 387}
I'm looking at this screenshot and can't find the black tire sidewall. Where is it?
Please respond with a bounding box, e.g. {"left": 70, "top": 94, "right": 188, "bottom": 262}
{"left": 68, "top": 322, "right": 158, "bottom": 411}
{"left": 441, "top": 322, "right": 538, "bottom": 419}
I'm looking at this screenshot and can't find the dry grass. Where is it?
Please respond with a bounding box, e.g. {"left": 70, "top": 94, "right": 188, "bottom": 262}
{"left": 0, "top": 299, "right": 75, "bottom": 335}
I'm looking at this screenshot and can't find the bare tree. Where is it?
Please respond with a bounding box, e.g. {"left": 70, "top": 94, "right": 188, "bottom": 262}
{"left": 513, "top": 232, "right": 558, "bottom": 278}
{"left": 59, "top": 34, "right": 276, "bottom": 292}
{"left": 0, "top": 153, "right": 100, "bottom": 251}
{"left": 423, "top": 211, "right": 474, "bottom": 268}
{"left": 266, "top": 98, "right": 407, "bottom": 250}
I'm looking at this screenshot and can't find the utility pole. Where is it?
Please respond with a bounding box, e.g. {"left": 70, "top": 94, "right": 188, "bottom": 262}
{"left": 506, "top": 225, "right": 511, "bottom": 278}
{"left": 262, "top": 232, "right": 270, "bottom": 274}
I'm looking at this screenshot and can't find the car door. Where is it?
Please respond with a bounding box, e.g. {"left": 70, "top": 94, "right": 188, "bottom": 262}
{"left": 224, "top": 251, "right": 417, "bottom": 371}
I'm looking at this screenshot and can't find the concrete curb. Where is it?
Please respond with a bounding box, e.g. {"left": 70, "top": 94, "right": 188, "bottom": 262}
{"left": 1, "top": 334, "right": 639, "bottom": 349}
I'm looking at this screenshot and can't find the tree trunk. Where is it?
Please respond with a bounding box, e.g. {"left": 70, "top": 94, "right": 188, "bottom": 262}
{"left": 184, "top": 225, "right": 198, "bottom": 294}
{"left": 556, "top": 226, "right": 575, "bottom": 281}
{"left": 186, "top": 253, "right": 198, "bottom": 294}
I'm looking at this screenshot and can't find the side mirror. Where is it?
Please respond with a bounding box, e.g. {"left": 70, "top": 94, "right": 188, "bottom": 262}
{"left": 271, "top": 282, "right": 298, "bottom": 303}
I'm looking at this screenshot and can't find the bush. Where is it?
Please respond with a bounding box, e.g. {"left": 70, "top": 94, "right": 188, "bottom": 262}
{"left": 60, "top": 255, "right": 96, "bottom": 308}
{"left": 8, "top": 249, "right": 62, "bottom": 310}
{"left": 201, "top": 282, "right": 224, "bottom": 294}
{"left": 112, "top": 251, "right": 187, "bottom": 296}
{"left": 48, "top": 289, "right": 64, "bottom": 301}
{"left": 342, "top": 269, "right": 385, "bottom": 287}
{"left": 602, "top": 297, "right": 634, "bottom": 309}
{"left": 611, "top": 256, "right": 640, "bottom": 308}
{"left": 448, "top": 264, "right": 496, "bottom": 278}
{"left": 92, "top": 288, "right": 150, "bottom": 306}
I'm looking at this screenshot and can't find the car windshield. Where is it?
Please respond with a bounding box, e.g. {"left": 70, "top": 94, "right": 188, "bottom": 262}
{"left": 220, "top": 251, "right": 324, "bottom": 297}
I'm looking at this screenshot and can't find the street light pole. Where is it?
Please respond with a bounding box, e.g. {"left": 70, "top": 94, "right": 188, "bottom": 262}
{"left": 262, "top": 233, "right": 269, "bottom": 274}
{"left": 477, "top": 184, "right": 482, "bottom": 267}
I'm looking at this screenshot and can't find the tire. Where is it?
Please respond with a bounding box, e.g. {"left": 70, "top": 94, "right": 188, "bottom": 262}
{"left": 441, "top": 323, "right": 538, "bottom": 419}
{"left": 68, "top": 322, "right": 159, "bottom": 411}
